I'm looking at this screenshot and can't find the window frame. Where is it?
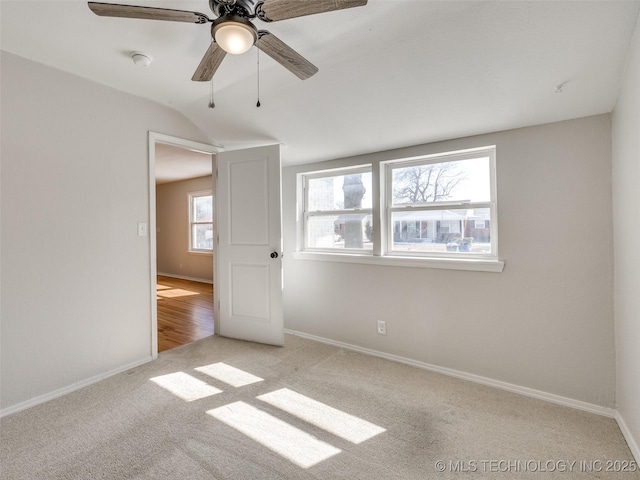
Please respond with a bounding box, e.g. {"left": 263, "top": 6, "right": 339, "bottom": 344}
{"left": 294, "top": 146, "right": 503, "bottom": 272}
{"left": 188, "top": 190, "right": 214, "bottom": 254}
{"left": 301, "top": 165, "right": 373, "bottom": 254}
{"left": 382, "top": 147, "right": 498, "bottom": 261}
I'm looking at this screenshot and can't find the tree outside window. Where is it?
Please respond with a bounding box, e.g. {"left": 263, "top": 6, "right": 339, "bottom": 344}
{"left": 303, "top": 168, "right": 372, "bottom": 251}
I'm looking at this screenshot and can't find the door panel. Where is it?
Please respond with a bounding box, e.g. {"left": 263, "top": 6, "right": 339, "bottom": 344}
{"left": 216, "top": 144, "right": 283, "bottom": 346}
{"left": 229, "top": 158, "right": 270, "bottom": 244}
{"left": 230, "top": 263, "right": 269, "bottom": 321}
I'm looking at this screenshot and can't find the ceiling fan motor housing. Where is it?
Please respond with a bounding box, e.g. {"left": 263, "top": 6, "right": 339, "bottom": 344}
{"left": 209, "top": 0, "right": 258, "bottom": 18}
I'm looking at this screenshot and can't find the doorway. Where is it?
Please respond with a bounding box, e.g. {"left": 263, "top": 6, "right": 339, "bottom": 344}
{"left": 148, "top": 133, "right": 220, "bottom": 357}
{"left": 156, "top": 275, "right": 214, "bottom": 352}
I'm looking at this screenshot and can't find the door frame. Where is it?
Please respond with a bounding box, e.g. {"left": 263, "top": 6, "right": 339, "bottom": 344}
{"left": 148, "top": 132, "right": 221, "bottom": 359}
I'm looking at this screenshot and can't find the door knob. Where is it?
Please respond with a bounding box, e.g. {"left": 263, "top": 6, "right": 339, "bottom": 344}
{"left": 270, "top": 251, "right": 279, "bottom": 259}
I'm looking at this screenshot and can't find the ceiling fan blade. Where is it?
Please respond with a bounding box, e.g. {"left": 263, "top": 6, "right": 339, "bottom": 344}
{"left": 257, "top": 31, "right": 318, "bottom": 80}
{"left": 257, "top": 0, "right": 367, "bottom": 22}
{"left": 192, "top": 43, "right": 227, "bottom": 82}
{"left": 88, "top": 2, "right": 211, "bottom": 24}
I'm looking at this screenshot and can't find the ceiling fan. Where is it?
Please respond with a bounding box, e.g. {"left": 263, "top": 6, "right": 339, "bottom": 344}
{"left": 88, "top": 0, "right": 368, "bottom": 81}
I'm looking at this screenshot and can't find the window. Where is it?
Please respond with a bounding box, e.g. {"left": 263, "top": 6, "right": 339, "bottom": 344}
{"left": 296, "top": 146, "right": 500, "bottom": 271}
{"left": 302, "top": 166, "right": 373, "bottom": 252}
{"left": 189, "top": 191, "right": 213, "bottom": 252}
{"left": 385, "top": 148, "right": 496, "bottom": 258}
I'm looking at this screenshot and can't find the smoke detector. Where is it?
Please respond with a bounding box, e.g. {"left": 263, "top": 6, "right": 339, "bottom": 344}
{"left": 131, "top": 51, "right": 152, "bottom": 67}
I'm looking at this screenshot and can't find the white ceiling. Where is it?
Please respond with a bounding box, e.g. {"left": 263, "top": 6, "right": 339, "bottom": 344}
{"left": 155, "top": 143, "right": 212, "bottom": 184}
{"left": 2, "top": 0, "right": 639, "bottom": 169}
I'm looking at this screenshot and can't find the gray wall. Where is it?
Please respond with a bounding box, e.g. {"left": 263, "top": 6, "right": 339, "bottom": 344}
{"left": 283, "top": 114, "right": 615, "bottom": 408}
{"left": 612, "top": 17, "right": 640, "bottom": 458}
{"left": 0, "top": 52, "right": 209, "bottom": 412}
{"left": 156, "top": 176, "right": 214, "bottom": 282}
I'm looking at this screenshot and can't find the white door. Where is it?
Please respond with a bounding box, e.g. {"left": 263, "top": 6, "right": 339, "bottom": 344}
{"left": 216, "top": 144, "right": 283, "bottom": 346}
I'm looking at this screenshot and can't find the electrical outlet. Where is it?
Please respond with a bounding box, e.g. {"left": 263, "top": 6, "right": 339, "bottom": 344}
{"left": 377, "top": 320, "right": 387, "bottom": 335}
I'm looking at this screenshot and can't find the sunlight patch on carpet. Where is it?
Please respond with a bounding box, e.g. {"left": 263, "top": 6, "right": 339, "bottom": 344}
{"left": 195, "top": 362, "right": 263, "bottom": 387}
{"left": 258, "top": 388, "right": 386, "bottom": 444}
{"left": 150, "top": 372, "right": 222, "bottom": 401}
{"left": 207, "top": 401, "right": 341, "bottom": 468}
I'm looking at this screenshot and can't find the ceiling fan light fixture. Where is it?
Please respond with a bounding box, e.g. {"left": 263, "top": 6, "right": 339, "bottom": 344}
{"left": 213, "top": 17, "right": 257, "bottom": 55}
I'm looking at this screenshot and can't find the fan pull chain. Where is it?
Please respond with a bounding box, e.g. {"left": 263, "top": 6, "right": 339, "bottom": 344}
{"left": 208, "top": 39, "right": 215, "bottom": 109}
{"left": 256, "top": 37, "right": 261, "bottom": 108}
{"left": 208, "top": 78, "right": 215, "bottom": 109}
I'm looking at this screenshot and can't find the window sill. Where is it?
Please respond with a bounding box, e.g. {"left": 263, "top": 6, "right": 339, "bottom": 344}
{"left": 187, "top": 250, "right": 213, "bottom": 256}
{"left": 291, "top": 251, "right": 504, "bottom": 272}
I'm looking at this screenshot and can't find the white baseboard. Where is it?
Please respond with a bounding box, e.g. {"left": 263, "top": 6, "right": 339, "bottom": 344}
{"left": 157, "top": 272, "right": 213, "bottom": 284}
{"left": 616, "top": 411, "right": 640, "bottom": 463}
{"left": 0, "top": 356, "right": 153, "bottom": 418}
{"left": 284, "top": 329, "right": 616, "bottom": 418}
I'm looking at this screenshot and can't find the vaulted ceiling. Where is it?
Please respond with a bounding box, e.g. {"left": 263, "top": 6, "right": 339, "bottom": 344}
{"left": 2, "top": 1, "right": 639, "bottom": 167}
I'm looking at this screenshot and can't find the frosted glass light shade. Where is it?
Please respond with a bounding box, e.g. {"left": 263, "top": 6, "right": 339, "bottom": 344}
{"left": 214, "top": 22, "right": 256, "bottom": 55}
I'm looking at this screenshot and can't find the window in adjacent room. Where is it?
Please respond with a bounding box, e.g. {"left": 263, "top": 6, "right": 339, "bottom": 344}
{"left": 189, "top": 191, "right": 213, "bottom": 252}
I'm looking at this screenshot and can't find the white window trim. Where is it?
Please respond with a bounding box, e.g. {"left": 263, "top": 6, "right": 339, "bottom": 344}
{"left": 300, "top": 165, "right": 373, "bottom": 255}
{"left": 295, "top": 146, "right": 504, "bottom": 273}
{"left": 382, "top": 147, "right": 498, "bottom": 260}
{"left": 187, "top": 251, "right": 213, "bottom": 256}
{"left": 188, "top": 190, "right": 213, "bottom": 253}
{"left": 292, "top": 251, "right": 504, "bottom": 272}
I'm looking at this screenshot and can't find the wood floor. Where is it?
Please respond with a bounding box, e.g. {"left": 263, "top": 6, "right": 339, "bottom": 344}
{"left": 157, "top": 276, "right": 214, "bottom": 353}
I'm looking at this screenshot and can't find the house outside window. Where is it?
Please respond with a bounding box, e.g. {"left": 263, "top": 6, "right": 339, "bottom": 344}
{"left": 385, "top": 147, "right": 496, "bottom": 258}
{"left": 296, "top": 146, "right": 499, "bottom": 270}
{"left": 189, "top": 191, "right": 213, "bottom": 252}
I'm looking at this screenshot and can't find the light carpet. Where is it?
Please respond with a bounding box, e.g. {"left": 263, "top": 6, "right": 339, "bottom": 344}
{"left": 1, "top": 334, "right": 637, "bottom": 479}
